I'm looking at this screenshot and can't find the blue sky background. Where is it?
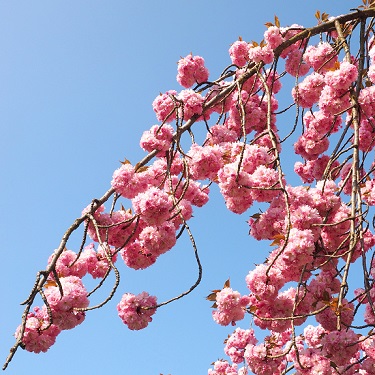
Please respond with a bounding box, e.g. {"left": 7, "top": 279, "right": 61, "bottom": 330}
{"left": 0, "top": 1, "right": 359, "bottom": 374}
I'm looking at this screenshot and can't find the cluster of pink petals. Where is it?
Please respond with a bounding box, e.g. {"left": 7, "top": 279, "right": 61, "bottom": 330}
{"left": 212, "top": 287, "right": 250, "bottom": 326}
{"left": 303, "top": 42, "right": 338, "bottom": 72}
{"left": 187, "top": 143, "right": 223, "bottom": 180}
{"left": 248, "top": 44, "right": 274, "bottom": 64}
{"left": 48, "top": 244, "right": 117, "bottom": 280}
{"left": 224, "top": 328, "right": 257, "bottom": 364}
{"left": 111, "top": 163, "right": 149, "bottom": 199}
{"left": 177, "top": 89, "right": 205, "bottom": 120}
{"left": 324, "top": 61, "right": 358, "bottom": 91}
{"left": 177, "top": 54, "right": 209, "bottom": 88}
{"left": 285, "top": 49, "right": 310, "bottom": 77}
{"left": 229, "top": 40, "right": 250, "bottom": 67}
{"left": 132, "top": 186, "right": 173, "bottom": 226}
{"left": 208, "top": 360, "right": 242, "bottom": 375}
{"left": 140, "top": 124, "right": 174, "bottom": 154}
{"left": 292, "top": 72, "right": 325, "bottom": 108}
{"left": 117, "top": 292, "right": 157, "bottom": 330}
{"left": 244, "top": 343, "right": 285, "bottom": 375}
{"left": 15, "top": 306, "right": 61, "bottom": 353}
{"left": 152, "top": 90, "right": 177, "bottom": 123}
{"left": 294, "top": 154, "right": 340, "bottom": 183}
{"left": 83, "top": 243, "right": 118, "bottom": 278}
{"left": 43, "top": 276, "right": 89, "bottom": 330}
{"left": 85, "top": 205, "right": 138, "bottom": 248}
{"left": 263, "top": 26, "right": 284, "bottom": 49}
{"left": 17, "top": 275, "right": 91, "bottom": 352}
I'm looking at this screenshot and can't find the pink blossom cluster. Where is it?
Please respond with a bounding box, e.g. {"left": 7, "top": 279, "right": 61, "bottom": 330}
{"left": 152, "top": 88, "right": 208, "bottom": 123}
{"left": 108, "top": 152, "right": 210, "bottom": 269}
{"left": 16, "top": 275, "right": 89, "bottom": 352}
{"left": 140, "top": 124, "right": 174, "bottom": 154}
{"left": 287, "top": 328, "right": 360, "bottom": 373}
{"left": 15, "top": 306, "right": 61, "bottom": 353}
{"left": 209, "top": 331, "right": 289, "bottom": 375}
{"left": 224, "top": 328, "right": 257, "bottom": 364}
{"left": 212, "top": 287, "right": 250, "bottom": 326}
{"left": 303, "top": 42, "right": 338, "bottom": 73}
{"left": 43, "top": 276, "right": 89, "bottom": 330}
{"left": 48, "top": 244, "right": 117, "bottom": 279}
{"left": 177, "top": 54, "right": 209, "bottom": 88}
{"left": 117, "top": 292, "right": 157, "bottom": 330}
{"left": 229, "top": 40, "right": 250, "bottom": 67}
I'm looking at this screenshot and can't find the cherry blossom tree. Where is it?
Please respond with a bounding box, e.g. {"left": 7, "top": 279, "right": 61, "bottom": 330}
{"left": 5, "top": 2, "right": 375, "bottom": 374}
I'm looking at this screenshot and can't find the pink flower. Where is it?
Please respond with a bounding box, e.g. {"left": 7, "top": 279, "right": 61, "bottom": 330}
{"left": 165, "top": 176, "right": 210, "bottom": 207}
{"left": 120, "top": 240, "right": 157, "bottom": 270}
{"left": 303, "top": 324, "right": 327, "bottom": 348}
{"left": 229, "top": 40, "right": 250, "bottom": 66}
{"left": 315, "top": 299, "right": 354, "bottom": 331}
{"left": 303, "top": 42, "right": 338, "bottom": 72}
{"left": 44, "top": 276, "right": 89, "bottom": 313}
{"left": 361, "top": 336, "right": 375, "bottom": 360}
{"left": 208, "top": 360, "right": 239, "bottom": 375}
{"left": 111, "top": 162, "right": 154, "bottom": 199}
{"left": 177, "top": 54, "right": 209, "bottom": 88}
{"left": 303, "top": 110, "right": 342, "bottom": 134}
{"left": 263, "top": 69, "right": 282, "bottom": 94}
{"left": 279, "top": 24, "right": 306, "bottom": 58}
{"left": 224, "top": 328, "right": 257, "bottom": 364}
{"left": 217, "top": 163, "right": 254, "bottom": 214}
{"left": 324, "top": 61, "right": 358, "bottom": 91}
{"left": 248, "top": 44, "right": 274, "bottom": 64}
{"left": 43, "top": 276, "right": 89, "bottom": 330}
{"left": 246, "top": 263, "right": 285, "bottom": 299}
{"left": 204, "top": 124, "right": 238, "bottom": 145}
{"left": 368, "top": 63, "right": 375, "bottom": 84}
{"left": 248, "top": 165, "right": 281, "bottom": 202}
{"left": 84, "top": 243, "right": 117, "bottom": 279}
{"left": 86, "top": 206, "right": 139, "bottom": 248}
{"left": 294, "top": 126, "right": 329, "bottom": 160}
{"left": 152, "top": 90, "right": 178, "bottom": 123}
{"left": 138, "top": 222, "right": 176, "bottom": 256}
{"left": 362, "top": 179, "right": 375, "bottom": 205}
{"left": 177, "top": 89, "right": 205, "bottom": 120}
{"left": 117, "top": 292, "right": 157, "bottom": 330}
{"left": 358, "top": 86, "right": 375, "bottom": 117}
{"left": 212, "top": 288, "right": 250, "bottom": 326}
{"left": 285, "top": 49, "right": 309, "bottom": 77}
{"left": 187, "top": 143, "right": 223, "bottom": 181}
{"left": 292, "top": 72, "right": 325, "bottom": 108}
{"left": 321, "top": 329, "right": 359, "bottom": 366}
{"left": 227, "top": 91, "right": 268, "bottom": 135}
{"left": 132, "top": 186, "right": 173, "bottom": 226}
{"left": 15, "top": 306, "right": 61, "bottom": 353}
{"left": 140, "top": 124, "right": 174, "bottom": 154}
{"left": 244, "top": 342, "right": 284, "bottom": 375}
{"left": 294, "top": 155, "right": 340, "bottom": 183}
{"left": 357, "top": 117, "right": 375, "bottom": 152}
{"left": 319, "top": 85, "right": 351, "bottom": 115}
{"left": 289, "top": 204, "right": 322, "bottom": 240}
{"left": 47, "top": 248, "right": 88, "bottom": 279}
{"left": 169, "top": 198, "right": 193, "bottom": 229}
{"left": 263, "top": 26, "right": 284, "bottom": 49}
{"left": 291, "top": 347, "right": 332, "bottom": 375}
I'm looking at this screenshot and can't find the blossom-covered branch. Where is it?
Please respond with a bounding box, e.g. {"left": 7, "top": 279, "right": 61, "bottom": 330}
{"left": 5, "top": 5, "right": 375, "bottom": 375}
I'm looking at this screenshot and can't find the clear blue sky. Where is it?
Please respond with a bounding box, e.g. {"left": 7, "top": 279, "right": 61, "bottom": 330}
{"left": 0, "top": 1, "right": 358, "bottom": 374}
